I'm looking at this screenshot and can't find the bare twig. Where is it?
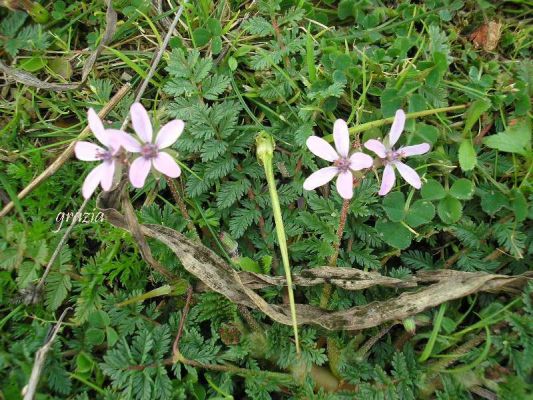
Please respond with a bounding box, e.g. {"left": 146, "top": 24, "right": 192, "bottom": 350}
{"left": 22, "top": 308, "right": 71, "bottom": 400}
{"left": 172, "top": 286, "right": 193, "bottom": 359}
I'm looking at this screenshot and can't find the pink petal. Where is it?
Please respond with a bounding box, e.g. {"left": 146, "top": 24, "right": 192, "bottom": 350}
{"left": 155, "top": 120, "right": 184, "bottom": 149}
{"left": 349, "top": 152, "right": 373, "bottom": 171}
{"left": 395, "top": 161, "right": 422, "bottom": 189}
{"left": 129, "top": 157, "right": 152, "bottom": 188}
{"left": 75, "top": 141, "right": 104, "bottom": 161}
{"left": 333, "top": 119, "right": 350, "bottom": 157}
{"left": 110, "top": 130, "right": 141, "bottom": 153}
{"left": 306, "top": 136, "right": 339, "bottom": 162}
{"left": 99, "top": 160, "right": 115, "bottom": 191}
{"left": 130, "top": 102, "right": 153, "bottom": 143}
{"left": 153, "top": 152, "right": 181, "bottom": 178}
{"left": 336, "top": 171, "right": 354, "bottom": 200}
{"left": 303, "top": 166, "right": 338, "bottom": 190}
{"left": 387, "top": 109, "right": 406, "bottom": 148}
{"left": 364, "top": 139, "right": 387, "bottom": 158}
{"left": 399, "top": 143, "right": 430, "bottom": 157}
{"left": 88, "top": 108, "right": 109, "bottom": 147}
{"left": 81, "top": 163, "right": 105, "bottom": 199}
{"left": 378, "top": 164, "right": 396, "bottom": 196}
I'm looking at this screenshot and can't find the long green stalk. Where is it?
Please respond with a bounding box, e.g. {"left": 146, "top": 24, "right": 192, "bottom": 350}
{"left": 348, "top": 104, "right": 467, "bottom": 135}
{"left": 256, "top": 132, "right": 300, "bottom": 354}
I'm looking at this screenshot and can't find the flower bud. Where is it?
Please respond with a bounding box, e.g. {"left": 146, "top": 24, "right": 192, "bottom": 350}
{"left": 219, "top": 231, "right": 239, "bottom": 260}
{"left": 402, "top": 317, "right": 416, "bottom": 334}
{"left": 255, "top": 131, "right": 275, "bottom": 164}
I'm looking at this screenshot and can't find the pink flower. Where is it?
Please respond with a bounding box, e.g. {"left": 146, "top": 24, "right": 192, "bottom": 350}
{"left": 303, "top": 119, "right": 373, "bottom": 200}
{"left": 74, "top": 109, "right": 125, "bottom": 199}
{"left": 117, "top": 103, "right": 184, "bottom": 188}
{"left": 364, "top": 109, "right": 430, "bottom": 196}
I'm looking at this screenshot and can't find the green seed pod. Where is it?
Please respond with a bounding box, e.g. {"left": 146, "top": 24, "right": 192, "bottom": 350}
{"left": 402, "top": 317, "right": 416, "bottom": 334}
{"left": 219, "top": 231, "right": 239, "bottom": 259}
{"left": 255, "top": 131, "right": 275, "bottom": 164}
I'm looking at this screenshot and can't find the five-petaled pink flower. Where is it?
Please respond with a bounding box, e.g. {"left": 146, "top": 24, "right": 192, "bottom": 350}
{"left": 303, "top": 119, "right": 373, "bottom": 200}
{"left": 74, "top": 109, "right": 124, "bottom": 199}
{"left": 364, "top": 109, "right": 430, "bottom": 196}
{"left": 117, "top": 103, "right": 184, "bottom": 188}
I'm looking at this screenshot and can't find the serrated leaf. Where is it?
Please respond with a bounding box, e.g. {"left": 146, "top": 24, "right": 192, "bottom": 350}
{"left": 17, "top": 260, "right": 40, "bottom": 288}
{"left": 480, "top": 190, "right": 509, "bottom": 215}
{"left": 406, "top": 200, "right": 436, "bottom": 227}
{"left": 421, "top": 179, "right": 446, "bottom": 200}
{"left": 237, "top": 257, "right": 261, "bottom": 273}
{"left": 193, "top": 28, "right": 211, "bottom": 47}
{"left": 382, "top": 192, "right": 406, "bottom": 222}
{"left": 437, "top": 196, "right": 463, "bottom": 224}
{"left": 458, "top": 140, "right": 477, "bottom": 171}
{"left": 216, "top": 179, "right": 251, "bottom": 209}
{"left": 45, "top": 270, "right": 71, "bottom": 311}
{"left": 449, "top": 178, "right": 474, "bottom": 200}
{"left": 376, "top": 220, "right": 412, "bottom": 249}
{"left": 510, "top": 189, "right": 528, "bottom": 222}
{"left": 463, "top": 99, "right": 491, "bottom": 135}
{"left": 483, "top": 120, "right": 531, "bottom": 156}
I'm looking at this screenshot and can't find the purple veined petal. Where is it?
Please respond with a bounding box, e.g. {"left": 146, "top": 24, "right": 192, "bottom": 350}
{"left": 336, "top": 170, "right": 354, "bottom": 200}
{"left": 153, "top": 152, "right": 181, "bottom": 178}
{"left": 81, "top": 163, "right": 105, "bottom": 199}
{"left": 155, "top": 119, "right": 185, "bottom": 149}
{"left": 399, "top": 143, "right": 431, "bottom": 157}
{"left": 387, "top": 109, "right": 406, "bottom": 148}
{"left": 303, "top": 166, "right": 338, "bottom": 190}
{"left": 88, "top": 108, "right": 109, "bottom": 147}
{"left": 99, "top": 160, "right": 115, "bottom": 191}
{"left": 378, "top": 163, "right": 396, "bottom": 196}
{"left": 364, "top": 139, "right": 388, "bottom": 158}
{"left": 349, "top": 152, "right": 374, "bottom": 171}
{"left": 333, "top": 119, "right": 350, "bottom": 157}
{"left": 395, "top": 161, "right": 422, "bottom": 189}
{"left": 129, "top": 156, "right": 152, "bottom": 188}
{"left": 74, "top": 141, "right": 105, "bottom": 161}
{"left": 130, "top": 102, "right": 153, "bottom": 143}
{"left": 306, "top": 136, "right": 339, "bottom": 162}
{"left": 109, "top": 130, "right": 141, "bottom": 153}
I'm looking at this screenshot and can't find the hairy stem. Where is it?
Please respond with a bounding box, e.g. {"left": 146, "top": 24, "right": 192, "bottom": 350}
{"left": 319, "top": 198, "right": 350, "bottom": 308}
{"left": 165, "top": 177, "right": 198, "bottom": 239}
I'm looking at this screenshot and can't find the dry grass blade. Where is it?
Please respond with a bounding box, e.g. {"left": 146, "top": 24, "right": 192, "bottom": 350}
{"left": 22, "top": 308, "right": 71, "bottom": 400}
{"left": 98, "top": 187, "right": 532, "bottom": 331}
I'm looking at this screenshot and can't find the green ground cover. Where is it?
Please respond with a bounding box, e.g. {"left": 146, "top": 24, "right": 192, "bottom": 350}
{"left": 0, "top": 0, "right": 531, "bottom": 399}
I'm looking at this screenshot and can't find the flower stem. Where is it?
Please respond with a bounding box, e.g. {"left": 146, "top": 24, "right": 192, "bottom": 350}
{"left": 165, "top": 177, "right": 199, "bottom": 239}
{"left": 348, "top": 104, "right": 467, "bottom": 135}
{"left": 319, "top": 198, "right": 350, "bottom": 309}
{"left": 256, "top": 132, "right": 300, "bottom": 354}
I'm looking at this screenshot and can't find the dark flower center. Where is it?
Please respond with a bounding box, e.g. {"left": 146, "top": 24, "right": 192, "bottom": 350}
{"left": 96, "top": 149, "right": 113, "bottom": 162}
{"left": 385, "top": 150, "right": 401, "bottom": 163}
{"left": 334, "top": 156, "right": 351, "bottom": 172}
{"left": 141, "top": 143, "right": 159, "bottom": 159}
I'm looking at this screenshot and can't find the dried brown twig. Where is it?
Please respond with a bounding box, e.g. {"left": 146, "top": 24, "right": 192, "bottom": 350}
{"left": 98, "top": 185, "right": 532, "bottom": 332}
{"left": 22, "top": 308, "right": 71, "bottom": 400}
